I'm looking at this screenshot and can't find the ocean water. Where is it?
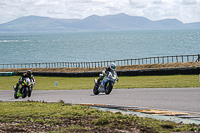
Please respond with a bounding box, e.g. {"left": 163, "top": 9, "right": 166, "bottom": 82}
{"left": 0, "top": 29, "right": 200, "bottom": 64}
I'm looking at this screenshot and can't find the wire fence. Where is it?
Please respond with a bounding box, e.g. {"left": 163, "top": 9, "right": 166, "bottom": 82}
{"left": 1, "top": 54, "right": 199, "bottom": 69}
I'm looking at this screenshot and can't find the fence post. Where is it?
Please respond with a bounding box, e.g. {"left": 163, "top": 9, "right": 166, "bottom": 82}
{"left": 150, "top": 57, "right": 151, "bottom": 64}
{"left": 163, "top": 57, "right": 164, "bottom": 64}
{"left": 182, "top": 55, "right": 183, "bottom": 62}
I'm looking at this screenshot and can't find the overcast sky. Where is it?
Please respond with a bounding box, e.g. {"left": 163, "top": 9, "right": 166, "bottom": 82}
{"left": 0, "top": 0, "right": 200, "bottom": 24}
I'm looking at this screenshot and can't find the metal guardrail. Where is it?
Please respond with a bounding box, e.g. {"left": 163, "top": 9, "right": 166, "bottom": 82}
{"left": 0, "top": 54, "right": 199, "bottom": 69}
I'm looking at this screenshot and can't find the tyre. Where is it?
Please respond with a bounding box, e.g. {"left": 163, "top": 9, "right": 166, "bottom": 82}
{"left": 22, "top": 88, "right": 27, "bottom": 98}
{"left": 93, "top": 85, "right": 99, "bottom": 95}
{"left": 104, "top": 82, "right": 113, "bottom": 95}
{"left": 28, "top": 88, "right": 32, "bottom": 97}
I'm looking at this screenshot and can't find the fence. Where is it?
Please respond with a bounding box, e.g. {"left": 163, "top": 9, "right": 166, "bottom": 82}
{"left": 1, "top": 54, "right": 200, "bottom": 69}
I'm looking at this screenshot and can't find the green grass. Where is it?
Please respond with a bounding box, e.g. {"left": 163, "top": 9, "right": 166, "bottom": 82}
{"left": 0, "top": 75, "right": 200, "bottom": 90}
{"left": 117, "top": 75, "right": 200, "bottom": 88}
{"left": 0, "top": 101, "right": 199, "bottom": 132}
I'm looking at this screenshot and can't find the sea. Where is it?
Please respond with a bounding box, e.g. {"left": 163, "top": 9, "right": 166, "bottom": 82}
{"left": 0, "top": 29, "right": 200, "bottom": 65}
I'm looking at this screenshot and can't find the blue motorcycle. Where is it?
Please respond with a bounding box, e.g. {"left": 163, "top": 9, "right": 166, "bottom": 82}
{"left": 93, "top": 71, "right": 118, "bottom": 95}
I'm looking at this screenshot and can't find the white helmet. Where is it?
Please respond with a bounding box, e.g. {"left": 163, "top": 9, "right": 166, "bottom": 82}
{"left": 110, "top": 63, "right": 116, "bottom": 70}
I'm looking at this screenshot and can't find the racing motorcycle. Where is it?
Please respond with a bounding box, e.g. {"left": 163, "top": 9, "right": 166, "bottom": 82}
{"left": 13, "top": 77, "right": 33, "bottom": 99}
{"left": 93, "top": 71, "right": 118, "bottom": 95}
{"left": 29, "top": 78, "right": 35, "bottom": 97}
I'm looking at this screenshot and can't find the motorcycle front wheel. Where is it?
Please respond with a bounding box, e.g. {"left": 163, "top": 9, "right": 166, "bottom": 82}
{"left": 28, "top": 87, "right": 32, "bottom": 97}
{"left": 22, "top": 88, "right": 27, "bottom": 98}
{"left": 104, "top": 82, "right": 113, "bottom": 95}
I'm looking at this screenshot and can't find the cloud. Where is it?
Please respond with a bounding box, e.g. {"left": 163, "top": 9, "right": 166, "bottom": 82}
{"left": 181, "top": 0, "right": 197, "bottom": 5}
{"left": 0, "top": 0, "right": 200, "bottom": 24}
{"left": 128, "top": 0, "right": 200, "bottom": 23}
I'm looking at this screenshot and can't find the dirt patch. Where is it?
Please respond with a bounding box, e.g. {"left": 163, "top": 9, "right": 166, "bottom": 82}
{"left": 0, "top": 117, "right": 148, "bottom": 133}
{"left": 1, "top": 62, "right": 200, "bottom": 73}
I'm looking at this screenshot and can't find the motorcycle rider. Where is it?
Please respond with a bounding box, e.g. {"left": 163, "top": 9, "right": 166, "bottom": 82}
{"left": 14, "top": 70, "right": 35, "bottom": 93}
{"left": 97, "top": 63, "right": 118, "bottom": 85}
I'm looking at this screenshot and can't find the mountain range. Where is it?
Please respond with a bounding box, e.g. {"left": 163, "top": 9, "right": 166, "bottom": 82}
{"left": 0, "top": 13, "right": 200, "bottom": 32}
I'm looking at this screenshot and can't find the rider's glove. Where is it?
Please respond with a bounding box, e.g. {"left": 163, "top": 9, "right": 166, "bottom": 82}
{"left": 102, "top": 70, "right": 106, "bottom": 75}
{"left": 19, "top": 77, "right": 23, "bottom": 82}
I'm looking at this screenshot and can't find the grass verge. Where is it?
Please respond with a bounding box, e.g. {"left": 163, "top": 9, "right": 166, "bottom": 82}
{"left": 1, "top": 62, "right": 200, "bottom": 73}
{"left": 0, "top": 101, "right": 199, "bottom": 133}
{"left": 0, "top": 75, "right": 200, "bottom": 90}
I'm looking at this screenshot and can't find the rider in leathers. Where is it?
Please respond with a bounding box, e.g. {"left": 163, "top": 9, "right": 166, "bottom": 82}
{"left": 14, "top": 70, "right": 35, "bottom": 93}
{"left": 97, "top": 63, "right": 118, "bottom": 85}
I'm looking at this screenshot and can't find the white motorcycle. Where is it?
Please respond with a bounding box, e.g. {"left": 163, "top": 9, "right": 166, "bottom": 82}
{"left": 93, "top": 71, "right": 118, "bottom": 95}
{"left": 29, "top": 78, "right": 35, "bottom": 97}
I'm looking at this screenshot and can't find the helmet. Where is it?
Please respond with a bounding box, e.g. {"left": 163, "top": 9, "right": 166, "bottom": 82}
{"left": 109, "top": 63, "right": 116, "bottom": 70}
{"left": 26, "top": 70, "right": 32, "bottom": 77}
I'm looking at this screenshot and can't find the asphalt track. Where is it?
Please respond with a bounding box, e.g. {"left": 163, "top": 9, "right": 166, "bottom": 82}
{"left": 1, "top": 88, "right": 200, "bottom": 114}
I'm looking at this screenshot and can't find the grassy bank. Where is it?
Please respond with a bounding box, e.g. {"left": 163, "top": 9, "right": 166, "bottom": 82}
{"left": 0, "top": 101, "right": 199, "bottom": 132}
{"left": 1, "top": 62, "right": 200, "bottom": 73}
{"left": 0, "top": 75, "right": 199, "bottom": 90}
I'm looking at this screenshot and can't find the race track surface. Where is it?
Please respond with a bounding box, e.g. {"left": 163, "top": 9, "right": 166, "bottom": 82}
{"left": 1, "top": 88, "right": 200, "bottom": 114}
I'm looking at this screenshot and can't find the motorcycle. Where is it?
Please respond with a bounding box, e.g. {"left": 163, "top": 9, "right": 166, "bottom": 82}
{"left": 13, "top": 77, "right": 32, "bottom": 99}
{"left": 29, "top": 78, "right": 35, "bottom": 97}
{"left": 93, "top": 71, "right": 118, "bottom": 95}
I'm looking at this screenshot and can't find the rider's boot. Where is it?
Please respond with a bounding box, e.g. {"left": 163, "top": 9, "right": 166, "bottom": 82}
{"left": 15, "top": 83, "right": 19, "bottom": 92}
{"left": 97, "top": 77, "right": 103, "bottom": 85}
{"left": 14, "top": 83, "right": 19, "bottom": 92}
{"left": 17, "top": 83, "right": 23, "bottom": 94}
{"left": 13, "top": 86, "right": 16, "bottom": 91}
{"left": 19, "top": 88, "right": 22, "bottom": 94}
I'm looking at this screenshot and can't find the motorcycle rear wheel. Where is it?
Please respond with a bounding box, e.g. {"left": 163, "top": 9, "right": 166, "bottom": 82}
{"left": 104, "top": 82, "right": 113, "bottom": 95}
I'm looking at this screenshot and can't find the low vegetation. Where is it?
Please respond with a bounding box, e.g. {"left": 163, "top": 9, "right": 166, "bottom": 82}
{"left": 1, "top": 62, "right": 200, "bottom": 132}
{"left": 1, "top": 62, "right": 200, "bottom": 90}
{"left": 0, "top": 101, "right": 199, "bottom": 133}
{"left": 0, "top": 75, "right": 200, "bottom": 90}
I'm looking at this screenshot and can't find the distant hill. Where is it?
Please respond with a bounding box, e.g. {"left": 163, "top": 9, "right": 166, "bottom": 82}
{"left": 0, "top": 13, "right": 199, "bottom": 32}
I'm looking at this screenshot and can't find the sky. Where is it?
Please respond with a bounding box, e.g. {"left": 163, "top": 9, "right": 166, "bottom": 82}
{"left": 0, "top": 0, "right": 200, "bottom": 24}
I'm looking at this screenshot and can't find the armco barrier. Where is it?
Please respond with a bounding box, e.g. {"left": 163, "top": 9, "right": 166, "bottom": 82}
{"left": 16, "top": 71, "right": 101, "bottom": 77}
{"left": 0, "top": 72, "right": 15, "bottom": 76}
{"left": 117, "top": 67, "right": 200, "bottom": 76}
{"left": 15, "top": 67, "right": 200, "bottom": 77}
